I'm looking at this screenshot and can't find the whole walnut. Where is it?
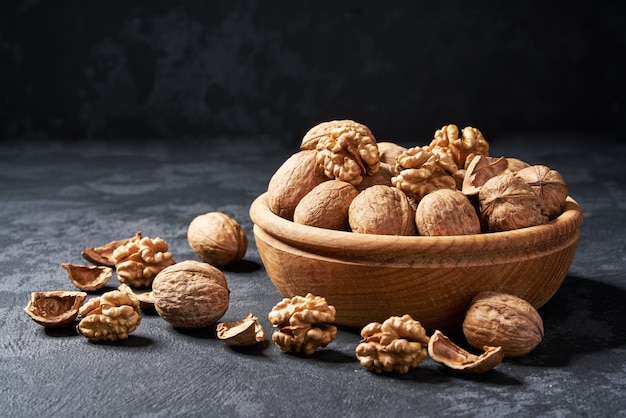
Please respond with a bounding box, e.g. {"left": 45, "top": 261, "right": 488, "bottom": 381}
{"left": 349, "top": 185, "right": 417, "bottom": 235}
{"left": 355, "top": 162, "right": 395, "bottom": 192}
{"left": 478, "top": 172, "right": 549, "bottom": 232}
{"left": 463, "top": 291, "right": 544, "bottom": 357}
{"left": 293, "top": 180, "right": 359, "bottom": 230}
{"left": 416, "top": 189, "right": 481, "bottom": 236}
{"left": 267, "top": 150, "right": 329, "bottom": 221}
{"left": 187, "top": 212, "right": 247, "bottom": 266}
{"left": 377, "top": 142, "right": 407, "bottom": 166}
{"left": 515, "top": 165, "right": 568, "bottom": 219}
{"left": 152, "top": 260, "right": 230, "bottom": 329}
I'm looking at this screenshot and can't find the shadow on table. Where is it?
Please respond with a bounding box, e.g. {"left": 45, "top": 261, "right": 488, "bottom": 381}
{"left": 513, "top": 275, "right": 626, "bottom": 367}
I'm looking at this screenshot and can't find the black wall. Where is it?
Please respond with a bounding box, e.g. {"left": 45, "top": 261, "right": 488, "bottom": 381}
{"left": 1, "top": 1, "right": 625, "bottom": 145}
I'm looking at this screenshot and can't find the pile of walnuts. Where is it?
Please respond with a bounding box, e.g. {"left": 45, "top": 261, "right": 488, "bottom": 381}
{"left": 267, "top": 120, "right": 569, "bottom": 236}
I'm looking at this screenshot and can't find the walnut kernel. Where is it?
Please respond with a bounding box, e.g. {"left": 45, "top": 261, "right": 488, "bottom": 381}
{"left": 77, "top": 290, "right": 141, "bottom": 341}
{"left": 113, "top": 235, "right": 175, "bottom": 288}
{"left": 81, "top": 231, "right": 142, "bottom": 267}
{"left": 268, "top": 293, "right": 337, "bottom": 355}
{"left": 356, "top": 314, "right": 430, "bottom": 374}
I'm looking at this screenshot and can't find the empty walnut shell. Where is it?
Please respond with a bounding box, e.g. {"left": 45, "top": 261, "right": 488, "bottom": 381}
{"left": 217, "top": 313, "right": 265, "bottom": 346}
{"left": 61, "top": 263, "right": 113, "bottom": 291}
{"left": 81, "top": 231, "right": 142, "bottom": 267}
{"left": 24, "top": 291, "right": 87, "bottom": 328}
{"left": 427, "top": 330, "right": 504, "bottom": 374}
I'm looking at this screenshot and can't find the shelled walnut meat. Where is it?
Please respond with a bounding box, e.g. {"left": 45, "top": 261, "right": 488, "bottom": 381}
{"left": 268, "top": 293, "right": 337, "bottom": 355}
{"left": 356, "top": 314, "right": 430, "bottom": 374}
{"left": 77, "top": 289, "right": 142, "bottom": 342}
{"left": 112, "top": 235, "right": 175, "bottom": 288}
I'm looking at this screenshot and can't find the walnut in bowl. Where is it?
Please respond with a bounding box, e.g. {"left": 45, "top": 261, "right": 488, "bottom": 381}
{"left": 249, "top": 192, "right": 583, "bottom": 331}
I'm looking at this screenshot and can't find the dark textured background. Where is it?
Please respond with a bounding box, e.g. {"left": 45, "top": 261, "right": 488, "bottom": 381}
{"left": 2, "top": 1, "right": 625, "bottom": 144}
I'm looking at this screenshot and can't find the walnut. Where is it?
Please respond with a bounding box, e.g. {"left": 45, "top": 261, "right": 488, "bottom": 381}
{"left": 429, "top": 124, "right": 490, "bottom": 169}
{"left": 462, "top": 291, "right": 544, "bottom": 357}
{"left": 117, "top": 283, "right": 155, "bottom": 313}
{"left": 314, "top": 120, "right": 380, "bottom": 186}
{"left": 461, "top": 155, "right": 509, "bottom": 196}
{"left": 112, "top": 235, "right": 175, "bottom": 288}
{"left": 187, "top": 212, "right": 248, "bottom": 266}
{"left": 293, "top": 180, "right": 359, "bottom": 230}
{"left": 267, "top": 150, "right": 329, "bottom": 220}
{"left": 392, "top": 146, "right": 457, "bottom": 201}
{"left": 377, "top": 141, "right": 407, "bottom": 166}
{"left": 217, "top": 313, "right": 266, "bottom": 346}
{"left": 348, "top": 185, "right": 417, "bottom": 235}
{"left": 478, "top": 172, "right": 549, "bottom": 232}
{"left": 60, "top": 263, "right": 113, "bottom": 291}
{"left": 77, "top": 290, "right": 141, "bottom": 342}
{"left": 505, "top": 157, "right": 530, "bottom": 173}
{"left": 515, "top": 165, "right": 568, "bottom": 219}
{"left": 268, "top": 293, "right": 337, "bottom": 355}
{"left": 24, "top": 291, "right": 87, "bottom": 328}
{"left": 427, "top": 330, "right": 504, "bottom": 374}
{"left": 415, "top": 189, "right": 481, "bottom": 236}
{"left": 81, "top": 231, "right": 142, "bottom": 267}
{"left": 151, "top": 260, "right": 230, "bottom": 329}
{"left": 300, "top": 119, "right": 366, "bottom": 150}
{"left": 355, "top": 162, "right": 395, "bottom": 192}
{"left": 355, "top": 314, "right": 429, "bottom": 374}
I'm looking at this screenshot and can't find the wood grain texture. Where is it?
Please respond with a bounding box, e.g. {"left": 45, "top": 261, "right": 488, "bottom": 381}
{"left": 250, "top": 193, "right": 583, "bottom": 331}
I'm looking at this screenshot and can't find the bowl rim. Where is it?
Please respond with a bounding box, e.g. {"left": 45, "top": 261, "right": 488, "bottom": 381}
{"left": 249, "top": 192, "right": 583, "bottom": 257}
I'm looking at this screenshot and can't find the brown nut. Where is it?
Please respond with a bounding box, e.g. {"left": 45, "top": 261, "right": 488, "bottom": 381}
{"left": 427, "top": 330, "right": 504, "bottom": 374}
{"left": 377, "top": 142, "right": 407, "bottom": 166}
{"left": 462, "top": 291, "right": 544, "bottom": 357}
{"left": 314, "top": 120, "right": 380, "bottom": 186}
{"left": 478, "top": 172, "right": 549, "bottom": 232}
{"left": 268, "top": 293, "right": 337, "bottom": 355}
{"left": 188, "top": 212, "right": 248, "bottom": 266}
{"left": 462, "top": 155, "right": 509, "bottom": 196}
{"left": 515, "top": 165, "right": 568, "bottom": 219}
{"left": 348, "top": 185, "right": 417, "bottom": 235}
{"left": 415, "top": 189, "right": 481, "bottom": 236}
{"left": 217, "top": 313, "right": 266, "bottom": 346}
{"left": 81, "top": 231, "right": 142, "bottom": 267}
{"left": 112, "top": 235, "right": 176, "bottom": 288}
{"left": 61, "top": 263, "right": 113, "bottom": 291}
{"left": 356, "top": 314, "right": 430, "bottom": 374}
{"left": 293, "top": 180, "right": 359, "bottom": 230}
{"left": 151, "top": 260, "right": 230, "bottom": 329}
{"left": 267, "top": 150, "right": 329, "bottom": 220}
{"left": 24, "top": 291, "right": 87, "bottom": 328}
{"left": 355, "top": 162, "right": 395, "bottom": 192}
{"left": 77, "top": 290, "right": 142, "bottom": 341}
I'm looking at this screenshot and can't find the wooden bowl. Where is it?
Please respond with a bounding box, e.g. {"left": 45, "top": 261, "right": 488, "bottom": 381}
{"left": 249, "top": 193, "right": 583, "bottom": 331}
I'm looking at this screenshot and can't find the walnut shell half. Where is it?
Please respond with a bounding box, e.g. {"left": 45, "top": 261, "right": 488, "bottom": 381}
{"left": 61, "top": 263, "right": 113, "bottom": 291}
{"left": 24, "top": 291, "right": 87, "bottom": 328}
{"left": 217, "top": 313, "right": 266, "bottom": 346}
{"left": 427, "top": 330, "right": 504, "bottom": 374}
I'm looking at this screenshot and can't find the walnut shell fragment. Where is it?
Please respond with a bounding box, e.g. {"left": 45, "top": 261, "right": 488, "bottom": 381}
{"left": 77, "top": 290, "right": 142, "bottom": 341}
{"left": 462, "top": 155, "right": 509, "bottom": 196}
{"left": 24, "top": 291, "right": 87, "bottom": 328}
{"left": 81, "top": 231, "right": 142, "bottom": 267}
{"left": 61, "top": 263, "right": 113, "bottom": 291}
{"left": 427, "top": 330, "right": 504, "bottom": 374}
{"left": 268, "top": 293, "right": 337, "bottom": 355}
{"left": 217, "top": 313, "right": 266, "bottom": 346}
{"left": 356, "top": 314, "right": 430, "bottom": 374}
{"left": 113, "top": 235, "right": 176, "bottom": 288}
